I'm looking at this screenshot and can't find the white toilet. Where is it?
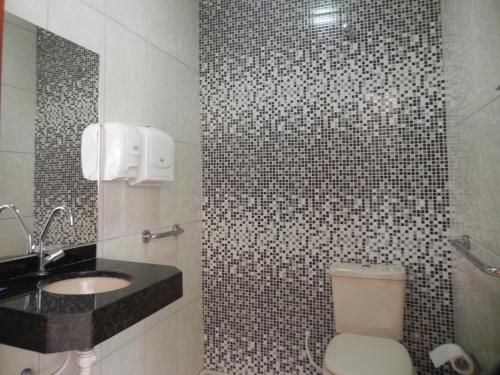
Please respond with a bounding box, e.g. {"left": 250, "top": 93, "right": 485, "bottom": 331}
{"left": 323, "top": 262, "right": 414, "bottom": 375}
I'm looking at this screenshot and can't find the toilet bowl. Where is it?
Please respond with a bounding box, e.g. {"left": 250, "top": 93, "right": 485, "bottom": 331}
{"left": 320, "top": 263, "right": 414, "bottom": 375}
{"left": 323, "top": 333, "right": 413, "bottom": 375}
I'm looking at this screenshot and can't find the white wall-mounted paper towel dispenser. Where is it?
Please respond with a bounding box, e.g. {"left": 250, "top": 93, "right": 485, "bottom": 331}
{"left": 81, "top": 123, "right": 100, "bottom": 181}
{"left": 81, "top": 122, "right": 174, "bottom": 186}
{"left": 130, "top": 126, "right": 174, "bottom": 186}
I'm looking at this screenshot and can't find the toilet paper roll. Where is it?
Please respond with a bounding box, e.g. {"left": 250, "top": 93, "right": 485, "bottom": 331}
{"left": 429, "top": 343, "right": 475, "bottom": 375}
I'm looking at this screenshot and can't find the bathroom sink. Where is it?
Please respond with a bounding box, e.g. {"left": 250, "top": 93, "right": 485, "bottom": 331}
{"left": 41, "top": 275, "right": 132, "bottom": 295}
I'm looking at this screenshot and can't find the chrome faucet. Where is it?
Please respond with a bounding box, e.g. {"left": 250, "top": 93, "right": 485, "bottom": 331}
{"left": 0, "top": 203, "right": 34, "bottom": 254}
{"left": 36, "top": 206, "right": 74, "bottom": 275}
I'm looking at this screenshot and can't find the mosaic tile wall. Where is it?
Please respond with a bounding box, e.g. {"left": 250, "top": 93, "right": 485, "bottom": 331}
{"left": 201, "top": 0, "right": 453, "bottom": 374}
{"left": 34, "top": 29, "right": 99, "bottom": 246}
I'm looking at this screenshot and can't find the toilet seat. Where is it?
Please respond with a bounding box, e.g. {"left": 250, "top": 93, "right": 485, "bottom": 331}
{"left": 324, "top": 333, "right": 413, "bottom": 375}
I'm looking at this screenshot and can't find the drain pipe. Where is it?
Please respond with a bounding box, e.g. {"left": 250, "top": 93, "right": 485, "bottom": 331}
{"left": 305, "top": 330, "right": 325, "bottom": 374}
{"left": 51, "top": 352, "right": 71, "bottom": 375}
{"left": 76, "top": 349, "right": 96, "bottom": 375}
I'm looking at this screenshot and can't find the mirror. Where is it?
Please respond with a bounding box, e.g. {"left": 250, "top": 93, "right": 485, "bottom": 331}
{"left": 443, "top": 0, "right": 500, "bottom": 372}
{"left": 0, "top": 12, "right": 99, "bottom": 259}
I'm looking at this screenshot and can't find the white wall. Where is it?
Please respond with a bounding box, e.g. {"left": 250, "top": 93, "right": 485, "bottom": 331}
{"left": 443, "top": 0, "right": 500, "bottom": 371}
{"left": 0, "top": 0, "right": 203, "bottom": 374}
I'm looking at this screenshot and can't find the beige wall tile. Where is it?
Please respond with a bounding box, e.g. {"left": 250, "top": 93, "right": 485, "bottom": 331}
{"left": 48, "top": 0, "right": 106, "bottom": 55}
{"left": 0, "top": 344, "right": 39, "bottom": 374}
{"left": 146, "top": 44, "right": 177, "bottom": 139}
{"left": 81, "top": 0, "right": 106, "bottom": 13}
{"left": 39, "top": 351, "right": 75, "bottom": 375}
{"left": 176, "top": 299, "right": 204, "bottom": 375}
{"left": 0, "top": 85, "right": 36, "bottom": 154}
{"left": 102, "top": 335, "right": 146, "bottom": 375}
{"left": 101, "top": 181, "right": 127, "bottom": 239}
{"left": 0, "top": 217, "right": 33, "bottom": 256}
{"left": 107, "top": 0, "right": 146, "bottom": 37}
{"left": 5, "top": 0, "right": 48, "bottom": 28}
{"left": 101, "top": 182, "right": 146, "bottom": 239}
{"left": 145, "top": 314, "right": 178, "bottom": 375}
{"left": 147, "top": 0, "right": 199, "bottom": 70}
{"left": 101, "top": 234, "right": 146, "bottom": 263}
{"left": 101, "top": 321, "right": 145, "bottom": 358}
{"left": 144, "top": 301, "right": 180, "bottom": 331}
{"left": 105, "top": 20, "right": 147, "bottom": 124}
{"left": 0, "top": 152, "right": 34, "bottom": 216}
{"left": 146, "top": 230, "right": 177, "bottom": 266}
{"left": 176, "top": 64, "right": 200, "bottom": 145}
{"left": 176, "top": 143, "right": 202, "bottom": 224}
{"left": 176, "top": 221, "right": 202, "bottom": 307}
{"left": 146, "top": 183, "right": 178, "bottom": 230}
{"left": 2, "top": 20, "right": 36, "bottom": 91}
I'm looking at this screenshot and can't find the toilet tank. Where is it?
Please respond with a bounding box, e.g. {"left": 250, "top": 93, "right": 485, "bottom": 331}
{"left": 330, "top": 263, "right": 406, "bottom": 341}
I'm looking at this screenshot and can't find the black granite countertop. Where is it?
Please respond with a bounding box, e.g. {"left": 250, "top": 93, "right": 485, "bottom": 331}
{"left": 0, "top": 246, "right": 182, "bottom": 353}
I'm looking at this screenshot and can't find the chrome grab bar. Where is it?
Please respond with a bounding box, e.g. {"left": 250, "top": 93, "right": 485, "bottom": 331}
{"left": 450, "top": 236, "right": 500, "bottom": 278}
{"left": 142, "top": 224, "right": 184, "bottom": 243}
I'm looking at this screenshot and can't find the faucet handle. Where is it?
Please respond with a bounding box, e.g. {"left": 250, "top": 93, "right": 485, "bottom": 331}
{"left": 44, "top": 249, "right": 65, "bottom": 263}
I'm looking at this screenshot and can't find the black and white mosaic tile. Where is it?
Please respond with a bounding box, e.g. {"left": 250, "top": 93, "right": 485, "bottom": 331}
{"left": 201, "top": 0, "right": 453, "bottom": 374}
{"left": 34, "top": 29, "right": 99, "bottom": 246}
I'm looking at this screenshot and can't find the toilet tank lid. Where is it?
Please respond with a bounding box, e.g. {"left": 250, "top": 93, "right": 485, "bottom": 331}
{"left": 329, "top": 263, "right": 406, "bottom": 280}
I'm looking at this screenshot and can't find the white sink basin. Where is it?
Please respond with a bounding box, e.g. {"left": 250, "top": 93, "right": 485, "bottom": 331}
{"left": 41, "top": 276, "right": 131, "bottom": 295}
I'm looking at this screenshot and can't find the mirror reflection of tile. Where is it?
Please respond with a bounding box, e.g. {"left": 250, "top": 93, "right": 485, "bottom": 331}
{"left": 32, "top": 29, "right": 99, "bottom": 247}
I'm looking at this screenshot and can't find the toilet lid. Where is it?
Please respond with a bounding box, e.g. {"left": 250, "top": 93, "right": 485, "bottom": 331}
{"left": 324, "top": 333, "right": 413, "bottom": 375}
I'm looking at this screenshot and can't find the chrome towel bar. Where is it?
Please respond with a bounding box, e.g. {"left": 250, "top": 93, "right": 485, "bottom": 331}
{"left": 142, "top": 224, "right": 184, "bottom": 243}
{"left": 450, "top": 236, "right": 500, "bottom": 278}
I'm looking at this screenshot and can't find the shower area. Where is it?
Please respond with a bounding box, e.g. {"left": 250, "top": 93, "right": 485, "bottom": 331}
{"left": 200, "top": 0, "right": 500, "bottom": 374}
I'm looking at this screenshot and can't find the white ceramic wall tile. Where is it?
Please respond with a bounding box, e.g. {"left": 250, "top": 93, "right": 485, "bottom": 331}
{"left": 145, "top": 314, "right": 179, "bottom": 375}
{"left": 39, "top": 351, "right": 76, "bottom": 375}
{"left": 0, "top": 152, "right": 34, "bottom": 216}
{"left": 101, "top": 234, "right": 146, "bottom": 263}
{"left": 91, "top": 361, "right": 103, "bottom": 375}
{"left": 0, "top": 86, "right": 36, "bottom": 154}
{"left": 0, "top": 217, "right": 33, "bottom": 256}
{"left": 145, "top": 231, "right": 177, "bottom": 266}
{"left": 146, "top": 0, "right": 177, "bottom": 58}
{"left": 176, "top": 64, "right": 200, "bottom": 145}
{"left": 5, "top": 0, "right": 48, "bottom": 28}
{"left": 146, "top": 44, "right": 177, "bottom": 139}
{"left": 176, "top": 221, "right": 202, "bottom": 307}
{"left": 48, "top": 0, "right": 105, "bottom": 55}
{"left": 174, "top": 0, "right": 199, "bottom": 70}
{"left": 101, "top": 181, "right": 127, "bottom": 238}
{"left": 107, "top": 0, "right": 146, "bottom": 37}
{"left": 101, "top": 181, "right": 146, "bottom": 239}
{"left": 176, "top": 143, "right": 202, "bottom": 224}
{"left": 176, "top": 299, "right": 204, "bottom": 375}
{"left": 2, "top": 20, "right": 36, "bottom": 91}
{"left": 81, "top": 0, "right": 106, "bottom": 13}
{"left": 101, "top": 321, "right": 145, "bottom": 358}
{"left": 0, "top": 344, "right": 39, "bottom": 374}
{"left": 146, "top": 183, "right": 178, "bottom": 230}
{"left": 144, "top": 301, "right": 180, "bottom": 331}
{"left": 102, "top": 335, "right": 146, "bottom": 375}
{"left": 124, "top": 185, "right": 147, "bottom": 235}
{"left": 442, "top": 0, "right": 500, "bottom": 123}
{"left": 105, "top": 20, "right": 147, "bottom": 124}
{"left": 147, "top": 0, "right": 199, "bottom": 69}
